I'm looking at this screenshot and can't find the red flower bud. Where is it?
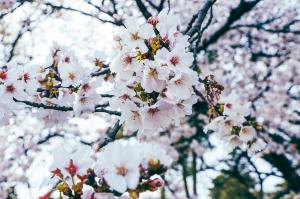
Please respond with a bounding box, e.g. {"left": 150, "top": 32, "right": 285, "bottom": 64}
{"left": 38, "top": 192, "right": 50, "bottom": 199}
{"left": 65, "top": 159, "right": 77, "bottom": 176}
{"left": 51, "top": 168, "right": 63, "bottom": 179}
{"left": 147, "top": 178, "right": 164, "bottom": 192}
{"left": 148, "top": 16, "right": 159, "bottom": 26}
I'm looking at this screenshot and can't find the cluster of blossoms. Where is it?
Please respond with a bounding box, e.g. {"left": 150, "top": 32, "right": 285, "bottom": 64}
{"left": 0, "top": 61, "right": 38, "bottom": 125}
{"left": 109, "top": 9, "right": 199, "bottom": 135}
{"left": 0, "top": 6, "right": 275, "bottom": 198}
{"left": 47, "top": 140, "right": 172, "bottom": 198}
{"left": 204, "top": 92, "right": 267, "bottom": 154}
{"left": 0, "top": 0, "right": 15, "bottom": 10}
{"left": 0, "top": 45, "right": 109, "bottom": 126}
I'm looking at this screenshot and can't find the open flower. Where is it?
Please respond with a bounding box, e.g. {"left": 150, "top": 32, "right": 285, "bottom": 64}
{"left": 141, "top": 99, "right": 174, "bottom": 132}
{"left": 140, "top": 143, "right": 173, "bottom": 169}
{"left": 73, "top": 80, "right": 101, "bottom": 116}
{"left": 95, "top": 141, "right": 141, "bottom": 193}
{"left": 50, "top": 143, "right": 93, "bottom": 177}
{"left": 155, "top": 46, "right": 193, "bottom": 71}
{"left": 57, "top": 50, "right": 86, "bottom": 87}
{"left": 155, "top": 9, "right": 180, "bottom": 39}
{"left": 166, "top": 69, "right": 198, "bottom": 100}
{"left": 122, "top": 17, "right": 155, "bottom": 53}
{"left": 58, "top": 61, "right": 85, "bottom": 87}
{"left": 141, "top": 61, "right": 169, "bottom": 93}
{"left": 240, "top": 126, "right": 256, "bottom": 142}
{"left": 110, "top": 52, "right": 141, "bottom": 80}
{"left": 248, "top": 139, "right": 267, "bottom": 154}
{"left": 121, "top": 102, "right": 143, "bottom": 132}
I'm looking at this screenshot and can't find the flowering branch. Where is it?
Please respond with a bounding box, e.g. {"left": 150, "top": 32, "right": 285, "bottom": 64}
{"left": 13, "top": 97, "right": 120, "bottom": 115}
{"left": 13, "top": 98, "right": 73, "bottom": 111}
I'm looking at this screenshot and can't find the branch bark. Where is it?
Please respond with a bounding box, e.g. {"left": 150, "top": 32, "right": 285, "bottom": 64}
{"left": 197, "top": 0, "right": 261, "bottom": 52}
{"left": 135, "top": 0, "right": 152, "bottom": 20}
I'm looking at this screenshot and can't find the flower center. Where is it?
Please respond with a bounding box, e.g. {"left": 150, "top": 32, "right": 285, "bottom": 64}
{"left": 94, "top": 58, "right": 104, "bottom": 68}
{"left": 174, "top": 79, "right": 183, "bottom": 85}
{"left": 122, "top": 55, "right": 132, "bottom": 65}
{"left": 148, "top": 108, "right": 159, "bottom": 116}
{"left": 6, "top": 84, "right": 15, "bottom": 93}
{"left": 64, "top": 56, "right": 70, "bottom": 63}
{"left": 79, "top": 97, "right": 88, "bottom": 104}
{"left": 68, "top": 72, "right": 76, "bottom": 80}
{"left": 148, "top": 68, "right": 158, "bottom": 79}
{"left": 170, "top": 56, "right": 180, "bottom": 66}
{"left": 131, "top": 111, "right": 140, "bottom": 120}
{"left": 241, "top": 128, "right": 249, "bottom": 135}
{"left": 23, "top": 73, "right": 30, "bottom": 82}
{"left": 119, "top": 94, "right": 131, "bottom": 101}
{"left": 116, "top": 165, "right": 128, "bottom": 176}
{"left": 131, "top": 32, "right": 140, "bottom": 40}
{"left": 82, "top": 83, "right": 90, "bottom": 92}
{"left": 224, "top": 120, "right": 233, "bottom": 127}
{"left": 225, "top": 103, "right": 232, "bottom": 109}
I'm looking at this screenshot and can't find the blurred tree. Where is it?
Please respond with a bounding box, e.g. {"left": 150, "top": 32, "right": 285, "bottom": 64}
{"left": 210, "top": 172, "right": 257, "bottom": 199}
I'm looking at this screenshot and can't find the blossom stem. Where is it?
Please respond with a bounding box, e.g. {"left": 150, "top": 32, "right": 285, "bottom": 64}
{"left": 181, "top": 160, "right": 190, "bottom": 198}
{"left": 13, "top": 97, "right": 120, "bottom": 115}
{"left": 192, "top": 152, "right": 198, "bottom": 196}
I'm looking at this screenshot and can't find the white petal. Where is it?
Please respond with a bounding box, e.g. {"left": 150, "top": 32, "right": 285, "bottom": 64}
{"left": 104, "top": 173, "right": 127, "bottom": 193}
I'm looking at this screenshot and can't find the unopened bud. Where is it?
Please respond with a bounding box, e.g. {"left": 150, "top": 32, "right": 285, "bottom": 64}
{"left": 129, "top": 190, "right": 139, "bottom": 199}
{"left": 147, "top": 178, "right": 164, "bottom": 192}
{"left": 148, "top": 158, "right": 160, "bottom": 169}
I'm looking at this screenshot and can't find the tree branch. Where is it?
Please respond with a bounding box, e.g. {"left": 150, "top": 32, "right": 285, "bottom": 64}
{"left": 13, "top": 97, "right": 120, "bottom": 116}
{"left": 185, "top": 0, "right": 216, "bottom": 37}
{"left": 97, "top": 120, "right": 122, "bottom": 149}
{"left": 44, "top": 2, "right": 121, "bottom": 25}
{"left": 135, "top": 0, "right": 152, "bottom": 20}
{"left": 197, "top": 0, "right": 261, "bottom": 52}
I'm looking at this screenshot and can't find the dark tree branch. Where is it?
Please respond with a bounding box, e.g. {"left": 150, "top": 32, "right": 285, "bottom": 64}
{"left": 97, "top": 120, "right": 122, "bottom": 149}
{"left": 44, "top": 2, "right": 122, "bottom": 25}
{"left": 145, "top": 0, "right": 159, "bottom": 10}
{"left": 36, "top": 132, "right": 64, "bottom": 145}
{"left": 13, "top": 97, "right": 120, "bottom": 116}
{"left": 185, "top": 0, "right": 216, "bottom": 37}
{"left": 264, "top": 153, "right": 300, "bottom": 192}
{"left": 158, "top": 0, "right": 166, "bottom": 11}
{"left": 145, "top": 0, "right": 166, "bottom": 12}
{"left": 135, "top": 0, "right": 152, "bottom": 20}
{"left": 95, "top": 108, "right": 121, "bottom": 116}
{"left": 13, "top": 98, "right": 73, "bottom": 111}
{"left": 197, "top": 0, "right": 261, "bottom": 52}
{"left": 231, "top": 17, "right": 300, "bottom": 35}
{"left": 0, "top": 0, "right": 26, "bottom": 19}
{"left": 85, "top": 0, "right": 123, "bottom": 25}
{"left": 91, "top": 67, "right": 110, "bottom": 77}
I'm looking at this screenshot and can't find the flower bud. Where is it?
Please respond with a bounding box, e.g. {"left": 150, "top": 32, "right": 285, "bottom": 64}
{"left": 148, "top": 158, "right": 160, "bottom": 169}
{"left": 146, "top": 177, "right": 164, "bottom": 192}
{"left": 65, "top": 159, "right": 77, "bottom": 176}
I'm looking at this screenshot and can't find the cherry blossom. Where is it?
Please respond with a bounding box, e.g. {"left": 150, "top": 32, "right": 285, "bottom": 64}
{"left": 1, "top": 0, "right": 299, "bottom": 198}
{"left": 0, "top": 0, "right": 15, "bottom": 10}
{"left": 109, "top": 10, "right": 199, "bottom": 135}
